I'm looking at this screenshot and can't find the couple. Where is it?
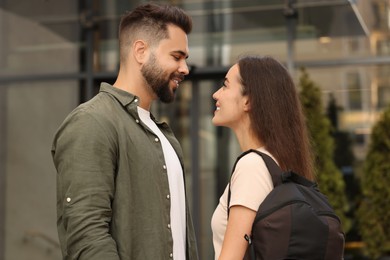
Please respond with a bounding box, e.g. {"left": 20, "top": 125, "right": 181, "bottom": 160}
{"left": 51, "top": 3, "right": 314, "bottom": 260}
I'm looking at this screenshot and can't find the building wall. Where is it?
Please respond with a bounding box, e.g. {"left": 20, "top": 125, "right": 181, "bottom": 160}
{"left": 0, "top": 1, "right": 79, "bottom": 259}
{"left": 4, "top": 82, "right": 77, "bottom": 260}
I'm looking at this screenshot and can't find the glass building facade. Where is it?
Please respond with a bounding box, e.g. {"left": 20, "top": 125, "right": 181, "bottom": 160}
{"left": 0, "top": 0, "right": 389, "bottom": 259}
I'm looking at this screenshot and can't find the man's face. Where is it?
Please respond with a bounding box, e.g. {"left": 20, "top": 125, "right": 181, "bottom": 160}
{"left": 141, "top": 24, "right": 189, "bottom": 103}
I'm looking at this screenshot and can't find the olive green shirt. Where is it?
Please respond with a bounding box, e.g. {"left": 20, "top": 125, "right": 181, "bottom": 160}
{"left": 51, "top": 83, "right": 198, "bottom": 260}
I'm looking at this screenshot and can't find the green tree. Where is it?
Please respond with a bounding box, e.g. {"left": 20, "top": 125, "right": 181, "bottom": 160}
{"left": 298, "top": 68, "right": 351, "bottom": 232}
{"left": 357, "top": 105, "right": 390, "bottom": 259}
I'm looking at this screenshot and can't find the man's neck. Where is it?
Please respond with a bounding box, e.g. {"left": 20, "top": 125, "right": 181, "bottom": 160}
{"left": 114, "top": 69, "right": 154, "bottom": 110}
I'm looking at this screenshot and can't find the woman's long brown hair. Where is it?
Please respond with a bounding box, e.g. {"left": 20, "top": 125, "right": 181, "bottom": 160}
{"left": 238, "top": 56, "right": 315, "bottom": 180}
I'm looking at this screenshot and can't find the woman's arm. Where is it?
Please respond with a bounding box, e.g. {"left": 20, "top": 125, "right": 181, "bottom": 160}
{"left": 218, "top": 205, "right": 256, "bottom": 260}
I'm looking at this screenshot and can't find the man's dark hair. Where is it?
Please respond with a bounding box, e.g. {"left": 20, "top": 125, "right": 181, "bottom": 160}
{"left": 118, "top": 3, "right": 192, "bottom": 63}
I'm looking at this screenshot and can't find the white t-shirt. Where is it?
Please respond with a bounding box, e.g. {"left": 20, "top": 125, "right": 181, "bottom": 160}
{"left": 211, "top": 147, "right": 275, "bottom": 259}
{"left": 138, "top": 107, "right": 186, "bottom": 260}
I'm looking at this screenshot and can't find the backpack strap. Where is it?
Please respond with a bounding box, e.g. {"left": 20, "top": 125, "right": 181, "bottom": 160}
{"left": 227, "top": 149, "right": 283, "bottom": 216}
{"left": 227, "top": 149, "right": 317, "bottom": 215}
{"left": 247, "top": 149, "right": 284, "bottom": 187}
{"left": 282, "top": 171, "right": 318, "bottom": 189}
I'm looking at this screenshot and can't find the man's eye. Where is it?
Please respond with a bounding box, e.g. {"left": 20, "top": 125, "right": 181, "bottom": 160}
{"left": 173, "top": 56, "right": 180, "bottom": 61}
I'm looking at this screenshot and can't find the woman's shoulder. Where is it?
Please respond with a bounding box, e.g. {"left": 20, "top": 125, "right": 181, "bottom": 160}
{"left": 229, "top": 148, "right": 274, "bottom": 208}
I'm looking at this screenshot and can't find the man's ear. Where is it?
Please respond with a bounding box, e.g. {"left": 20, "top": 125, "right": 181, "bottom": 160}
{"left": 133, "top": 40, "right": 148, "bottom": 64}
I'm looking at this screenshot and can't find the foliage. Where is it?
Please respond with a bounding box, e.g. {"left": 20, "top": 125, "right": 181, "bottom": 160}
{"left": 298, "top": 68, "right": 351, "bottom": 233}
{"left": 357, "top": 105, "right": 390, "bottom": 259}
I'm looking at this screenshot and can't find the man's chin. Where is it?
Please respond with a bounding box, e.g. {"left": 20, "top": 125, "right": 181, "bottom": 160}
{"left": 160, "top": 98, "right": 174, "bottom": 104}
{"left": 156, "top": 84, "right": 175, "bottom": 103}
{"left": 159, "top": 93, "right": 175, "bottom": 103}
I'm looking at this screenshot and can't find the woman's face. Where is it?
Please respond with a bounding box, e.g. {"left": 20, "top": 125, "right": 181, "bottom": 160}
{"left": 212, "top": 64, "right": 249, "bottom": 129}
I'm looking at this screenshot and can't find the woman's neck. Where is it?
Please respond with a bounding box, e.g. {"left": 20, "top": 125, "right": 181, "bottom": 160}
{"left": 233, "top": 125, "right": 263, "bottom": 152}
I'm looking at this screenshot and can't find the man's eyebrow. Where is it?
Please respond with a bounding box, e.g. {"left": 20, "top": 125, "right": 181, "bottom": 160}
{"left": 172, "top": 50, "right": 189, "bottom": 59}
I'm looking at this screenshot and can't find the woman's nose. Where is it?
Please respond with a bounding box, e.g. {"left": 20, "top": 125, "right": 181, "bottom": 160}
{"left": 212, "top": 89, "right": 219, "bottom": 100}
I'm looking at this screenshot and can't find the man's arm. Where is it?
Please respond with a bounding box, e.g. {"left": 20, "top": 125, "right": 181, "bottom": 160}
{"left": 52, "top": 111, "right": 119, "bottom": 260}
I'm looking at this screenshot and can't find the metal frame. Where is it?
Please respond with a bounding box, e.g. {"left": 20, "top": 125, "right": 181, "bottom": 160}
{"left": 190, "top": 80, "right": 200, "bottom": 246}
{"left": 0, "top": 0, "right": 6, "bottom": 257}
{"left": 0, "top": 87, "right": 6, "bottom": 260}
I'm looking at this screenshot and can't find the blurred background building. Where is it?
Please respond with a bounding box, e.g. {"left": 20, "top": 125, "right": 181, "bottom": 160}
{"left": 0, "top": 0, "right": 389, "bottom": 259}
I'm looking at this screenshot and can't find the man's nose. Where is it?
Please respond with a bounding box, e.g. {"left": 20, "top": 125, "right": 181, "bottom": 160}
{"left": 178, "top": 61, "right": 189, "bottom": 75}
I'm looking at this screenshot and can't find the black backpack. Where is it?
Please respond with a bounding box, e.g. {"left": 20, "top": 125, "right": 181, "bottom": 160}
{"left": 227, "top": 149, "right": 345, "bottom": 260}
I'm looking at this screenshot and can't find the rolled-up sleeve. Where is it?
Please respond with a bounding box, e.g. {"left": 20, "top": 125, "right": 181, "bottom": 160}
{"left": 52, "top": 109, "right": 120, "bottom": 260}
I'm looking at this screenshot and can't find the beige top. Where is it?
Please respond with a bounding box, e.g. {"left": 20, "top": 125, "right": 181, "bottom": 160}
{"left": 211, "top": 147, "right": 275, "bottom": 259}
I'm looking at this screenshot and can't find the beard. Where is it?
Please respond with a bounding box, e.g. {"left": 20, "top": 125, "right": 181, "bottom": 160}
{"left": 141, "top": 53, "right": 177, "bottom": 103}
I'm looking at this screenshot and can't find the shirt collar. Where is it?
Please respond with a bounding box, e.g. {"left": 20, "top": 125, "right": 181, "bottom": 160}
{"left": 99, "top": 82, "right": 166, "bottom": 126}
{"left": 99, "top": 82, "right": 138, "bottom": 107}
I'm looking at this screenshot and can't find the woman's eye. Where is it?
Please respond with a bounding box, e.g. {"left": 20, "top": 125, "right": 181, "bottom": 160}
{"left": 222, "top": 80, "right": 227, "bottom": 88}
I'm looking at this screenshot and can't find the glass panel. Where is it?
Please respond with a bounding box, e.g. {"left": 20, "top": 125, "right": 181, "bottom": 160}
{"left": 377, "top": 65, "right": 390, "bottom": 109}
{"left": 303, "top": 65, "right": 383, "bottom": 141}
{"left": 94, "top": 0, "right": 153, "bottom": 72}
{"left": 183, "top": 0, "right": 388, "bottom": 67}
{"left": 301, "top": 64, "right": 385, "bottom": 200}
{"left": 303, "top": 66, "right": 367, "bottom": 149}
{"left": 346, "top": 72, "right": 363, "bottom": 110}
{"left": 0, "top": 1, "right": 80, "bottom": 76}
{"left": 0, "top": 81, "right": 78, "bottom": 259}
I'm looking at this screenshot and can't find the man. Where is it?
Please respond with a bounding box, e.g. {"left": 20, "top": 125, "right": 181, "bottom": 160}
{"left": 51, "top": 3, "right": 198, "bottom": 260}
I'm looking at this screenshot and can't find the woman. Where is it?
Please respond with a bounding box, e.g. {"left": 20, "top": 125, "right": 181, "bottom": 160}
{"left": 211, "top": 56, "right": 315, "bottom": 260}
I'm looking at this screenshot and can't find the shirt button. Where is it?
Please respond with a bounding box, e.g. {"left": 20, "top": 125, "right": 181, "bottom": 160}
{"left": 154, "top": 137, "right": 159, "bottom": 142}
{"left": 66, "top": 197, "right": 71, "bottom": 203}
{"left": 166, "top": 195, "right": 170, "bottom": 199}
{"left": 163, "top": 165, "right": 167, "bottom": 170}
{"left": 169, "top": 253, "right": 173, "bottom": 258}
{"left": 167, "top": 223, "right": 171, "bottom": 229}
{"left": 134, "top": 98, "right": 138, "bottom": 103}
{"left": 135, "top": 119, "right": 139, "bottom": 123}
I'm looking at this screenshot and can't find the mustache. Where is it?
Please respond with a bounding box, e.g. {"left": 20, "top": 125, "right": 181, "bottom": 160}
{"left": 171, "top": 73, "right": 185, "bottom": 81}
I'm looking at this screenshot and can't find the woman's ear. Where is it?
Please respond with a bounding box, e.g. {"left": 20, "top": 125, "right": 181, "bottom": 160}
{"left": 243, "top": 97, "right": 251, "bottom": 112}
{"left": 133, "top": 40, "right": 148, "bottom": 64}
